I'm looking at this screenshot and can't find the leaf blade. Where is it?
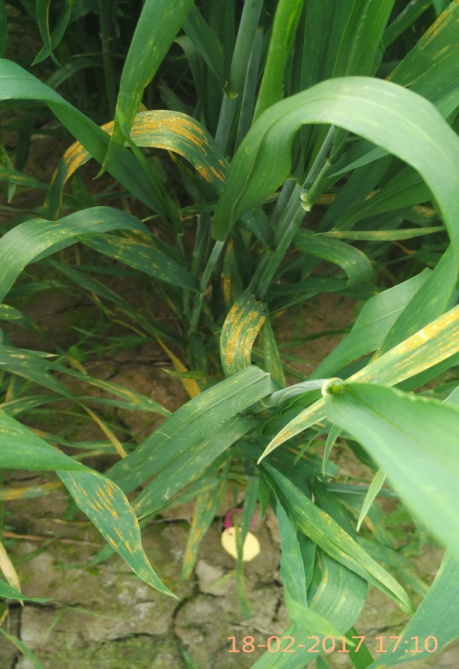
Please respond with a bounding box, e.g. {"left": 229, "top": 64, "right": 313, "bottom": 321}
{"left": 103, "top": 0, "right": 194, "bottom": 170}
{"left": 325, "top": 383, "right": 459, "bottom": 559}
{"left": 59, "top": 470, "right": 175, "bottom": 597}
{"left": 213, "top": 77, "right": 459, "bottom": 274}
{"left": 263, "top": 464, "right": 413, "bottom": 614}
{"left": 220, "top": 294, "right": 266, "bottom": 376}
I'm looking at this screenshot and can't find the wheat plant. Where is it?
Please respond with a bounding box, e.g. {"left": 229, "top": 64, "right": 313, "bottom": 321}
{"left": 0, "top": 1, "right": 459, "bottom": 667}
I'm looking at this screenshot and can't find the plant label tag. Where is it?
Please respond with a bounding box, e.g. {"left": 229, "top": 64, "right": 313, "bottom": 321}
{"left": 220, "top": 527, "right": 260, "bottom": 561}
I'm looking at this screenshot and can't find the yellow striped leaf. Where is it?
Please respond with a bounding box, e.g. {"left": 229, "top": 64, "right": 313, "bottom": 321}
{"left": 220, "top": 294, "right": 266, "bottom": 376}
{"left": 47, "top": 110, "right": 227, "bottom": 217}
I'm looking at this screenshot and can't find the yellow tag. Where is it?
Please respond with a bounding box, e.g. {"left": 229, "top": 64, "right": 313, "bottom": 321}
{"left": 220, "top": 527, "right": 260, "bottom": 561}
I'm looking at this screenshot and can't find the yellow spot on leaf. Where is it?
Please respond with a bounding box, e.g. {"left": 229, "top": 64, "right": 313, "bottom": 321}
{"left": 210, "top": 165, "right": 226, "bottom": 182}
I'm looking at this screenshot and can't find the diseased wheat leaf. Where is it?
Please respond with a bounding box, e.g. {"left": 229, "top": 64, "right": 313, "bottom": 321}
{"left": 220, "top": 293, "right": 266, "bottom": 376}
